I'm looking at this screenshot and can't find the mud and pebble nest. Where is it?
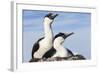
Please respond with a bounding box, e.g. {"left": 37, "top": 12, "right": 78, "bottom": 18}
{"left": 29, "top": 54, "right": 86, "bottom": 62}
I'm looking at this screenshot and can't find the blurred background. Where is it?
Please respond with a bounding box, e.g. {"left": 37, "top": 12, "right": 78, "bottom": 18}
{"left": 22, "top": 10, "right": 91, "bottom": 62}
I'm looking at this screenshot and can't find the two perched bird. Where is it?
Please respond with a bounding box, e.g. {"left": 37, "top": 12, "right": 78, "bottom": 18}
{"left": 29, "top": 13, "right": 85, "bottom": 62}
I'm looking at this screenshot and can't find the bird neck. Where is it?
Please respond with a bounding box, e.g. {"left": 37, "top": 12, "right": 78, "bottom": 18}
{"left": 53, "top": 41, "right": 68, "bottom": 57}
{"left": 54, "top": 40, "right": 64, "bottom": 50}
{"left": 54, "top": 44, "right": 64, "bottom": 49}
{"left": 44, "top": 22, "right": 53, "bottom": 40}
{"left": 54, "top": 44, "right": 65, "bottom": 53}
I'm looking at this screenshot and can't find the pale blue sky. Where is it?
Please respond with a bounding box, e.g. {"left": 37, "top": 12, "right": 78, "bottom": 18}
{"left": 22, "top": 10, "right": 91, "bottom": 62}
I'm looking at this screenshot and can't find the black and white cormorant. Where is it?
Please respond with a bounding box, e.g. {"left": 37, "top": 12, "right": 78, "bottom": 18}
{"left": 30, "top": 13, "right": 58, "bottom": 61}
{"left": 42, "top": 32, "right": 74, "bottom": 59}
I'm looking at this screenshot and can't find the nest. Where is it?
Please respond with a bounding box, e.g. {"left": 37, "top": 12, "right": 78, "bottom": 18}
{"left": 29, "top": 54, "right": 86, "bottom": 62}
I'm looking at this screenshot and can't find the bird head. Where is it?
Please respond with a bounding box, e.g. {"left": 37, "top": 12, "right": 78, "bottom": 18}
{"left": 63, "top": 32, "right": 74, "bottom": 39}
{"left": 54, "top": 32, "right": 74, "bottom": 45}
{"left": 44, "top": 13, "right": 58, "bottom": 25}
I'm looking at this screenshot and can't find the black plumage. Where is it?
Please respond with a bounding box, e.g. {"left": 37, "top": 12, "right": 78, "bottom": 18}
{"left": 54, "top": 33, "right": 67, "bottom": 39}
{"left": 31, "top": 37, "right": 44, "bottom": 58}
{"left": 42, "top": 48, "right": 56, "bottom": 58}
{"left": 29, "top": 13, "right": 58, "bottom": 62}
{"left": 42, "top": 48, "right": 74, "bottom": 59}
{"left": 45, "top": 13, "right": 58, "bottom": 20}
{"left": 42, "top": 32, "right": 74, "bottom": 59}
{"left": 67, "top": 49, "right": 74, "bottom": 56}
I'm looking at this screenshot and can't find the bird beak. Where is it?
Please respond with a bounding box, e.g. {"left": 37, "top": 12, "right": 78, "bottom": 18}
{"left": 65, "top": 32, "right": 74, "bottom": 38}
{"left": 51, "top": 14, "right": 58, "bottom": 19}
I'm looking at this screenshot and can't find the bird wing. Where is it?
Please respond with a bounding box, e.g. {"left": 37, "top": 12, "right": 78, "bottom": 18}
{"left": 67, "top": 49, "right": 74, "bottom": 56}
{"left": 42, "top": 48, "right": 56, "bottom": 58}
{"left": 31, "top": 37, "right": 44, "bottom": 58}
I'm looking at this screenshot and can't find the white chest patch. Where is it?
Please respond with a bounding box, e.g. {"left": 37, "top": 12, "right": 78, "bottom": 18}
{"left": 34, "top": 39, "right": 53, "bottom": 58}
{"left": 52, "top": 47, "right": 68, "bottom": 58}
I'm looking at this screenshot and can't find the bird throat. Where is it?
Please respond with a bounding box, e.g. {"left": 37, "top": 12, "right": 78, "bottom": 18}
{"left": 44, "top": 23, "right": 53, "bottom": 41}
